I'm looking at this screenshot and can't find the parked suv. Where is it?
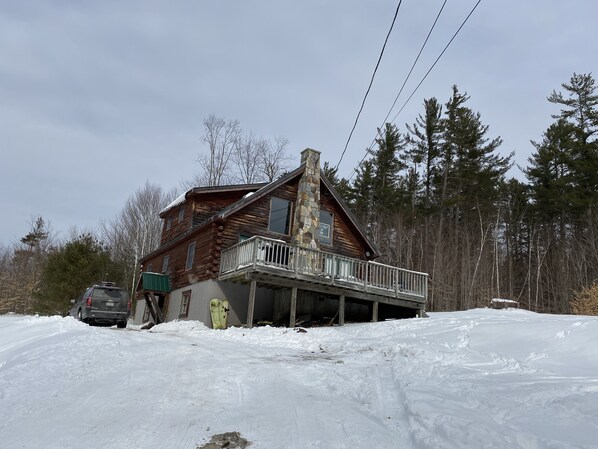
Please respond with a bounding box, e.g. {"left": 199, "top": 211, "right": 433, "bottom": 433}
{"left": 69, "top": 282, "right": 130, "bottom": 328}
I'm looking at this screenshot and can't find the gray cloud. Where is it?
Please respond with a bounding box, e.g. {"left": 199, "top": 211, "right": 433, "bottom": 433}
{"left": 1, "top": 0, "right": 597, "bottom": 242}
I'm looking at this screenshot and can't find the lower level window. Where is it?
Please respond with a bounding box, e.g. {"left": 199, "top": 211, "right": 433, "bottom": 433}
{"left": 180, "top": 290, "right": 191, "bottom": 317}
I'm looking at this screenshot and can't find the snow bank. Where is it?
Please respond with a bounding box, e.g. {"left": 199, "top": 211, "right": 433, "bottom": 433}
{"left": 1, "top": 309, "right": 597, "bottom": 449}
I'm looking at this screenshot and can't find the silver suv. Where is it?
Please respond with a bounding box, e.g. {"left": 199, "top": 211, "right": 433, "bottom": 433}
{"left": 69, "top": 282, "right": 130, "bottom": 328}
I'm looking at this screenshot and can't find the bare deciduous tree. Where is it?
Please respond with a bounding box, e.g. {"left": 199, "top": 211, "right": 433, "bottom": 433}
{"left": 262, "top": 136, "right": 292, "bottom": 182}
{"left": 232, "top": 133, "right": 268, "bottom": 184}
{"left": 186, "top": 116, "right": 293, "bottom": 188}
{"left": 196, "top": 115, "right": 241, "bottom": 187}
{"left": 100, "top": 181, "right": 177, "bottom": 297}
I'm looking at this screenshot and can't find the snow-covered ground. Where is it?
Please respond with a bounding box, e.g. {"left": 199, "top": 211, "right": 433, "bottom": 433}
{"left": 1, "top": 309, "right": 597, "bottom": 449}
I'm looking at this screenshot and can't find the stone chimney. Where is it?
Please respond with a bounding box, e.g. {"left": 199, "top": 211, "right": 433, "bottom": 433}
{"left": 292, "top": 148, "right": 321, "bottom": 249}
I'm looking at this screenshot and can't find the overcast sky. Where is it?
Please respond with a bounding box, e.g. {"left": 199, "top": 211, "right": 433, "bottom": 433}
{"left": 1, "top": 0, "right": 597, "bottom": 244}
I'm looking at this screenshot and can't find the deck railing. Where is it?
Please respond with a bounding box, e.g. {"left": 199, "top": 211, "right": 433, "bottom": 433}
{"left": 219, "top": 236, "right": 428, "bottom": 302}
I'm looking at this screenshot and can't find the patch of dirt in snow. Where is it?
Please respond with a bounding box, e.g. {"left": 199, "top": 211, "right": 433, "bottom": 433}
{"left": 197, "top": 431, "right": 251, "bottom": 449}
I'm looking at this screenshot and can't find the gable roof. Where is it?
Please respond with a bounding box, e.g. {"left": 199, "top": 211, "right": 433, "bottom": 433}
{"left": 142, "top": 163, "right": 379, "bottom": 263}
{"left": 160, "top": 183, "right": 267, "bottom": 217}
{"left": 320, "top": 172, "right": 380, "bottom": 258}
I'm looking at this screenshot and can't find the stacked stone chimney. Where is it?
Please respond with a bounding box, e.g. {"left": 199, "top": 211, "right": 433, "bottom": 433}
{"left": 292, "top": 148, "right": 321, "bottom": 250}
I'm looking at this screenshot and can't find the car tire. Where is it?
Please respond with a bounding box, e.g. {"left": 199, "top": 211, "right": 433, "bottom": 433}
{"left": 77, "top": 309, "right": 88, "bottom": 324}
{"left": 117, "top": 321, "right": 127, "bottom": 329}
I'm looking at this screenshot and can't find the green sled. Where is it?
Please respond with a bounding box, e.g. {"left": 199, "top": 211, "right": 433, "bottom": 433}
{"left": 210, "top": 298, "right": 229, "bottom": 329}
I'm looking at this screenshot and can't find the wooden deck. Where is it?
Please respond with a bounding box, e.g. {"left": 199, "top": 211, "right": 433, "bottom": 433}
{"left": 219, "top": 236, "right": 428, "bottom": 310}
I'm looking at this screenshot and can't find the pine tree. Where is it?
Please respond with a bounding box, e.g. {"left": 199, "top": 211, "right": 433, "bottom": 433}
{"left": 526, "top": 119, "right": 577, "bottom": 222}
{"left": 548, "top": 73, "right": 598, "bottom": 211}
{"left": 39, "top": 234, "right": 124, "bottom": 315}
{"left": 371, "top": 123, "right": 406, "bottom": 215}
{"left": 1, "top": 217, "right": 52, "bottom": 314}
{"left": 439, "top": 86, "right": 510, "bottom": 215}
{"left": 322, "top": 161, "right": 351, "bottom": 203}
{"left": 349, "top": 159, "right": 375, "bottom": 228}
{"left": 406, "top": 97, "right": 443, "bottom": 210}
{"left": 548, "top": 73, "right": 598, "bottom": 144}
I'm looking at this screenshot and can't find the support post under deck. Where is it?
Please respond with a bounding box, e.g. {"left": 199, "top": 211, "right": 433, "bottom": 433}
{"left": 372, "top": 301, "right": 379, "bottom": 323}
{"left": 247, "top": 280, "right": 257, "bottom": 328}
{"left": 289, "top": 287, "right": 297, "bottom": 328}
{"left": 339, "top": 294, "right": 345, "bottom": 326}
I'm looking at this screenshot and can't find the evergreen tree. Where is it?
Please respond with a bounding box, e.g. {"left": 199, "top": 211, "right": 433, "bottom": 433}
{"left": 526, "top": 119, "right": 577, "bottom": 222}
{"left": 370, "top": 123, "right": 406, "bottom": 215}
{"left": 39, "top": 234, "right": 123, "bottom": 315}
{"left": 439, "top": 86, "right": 510, "bottom": 215}
{"left": 406, "top": 97, "right": 444, "bottom": 210}
{"left": 0, "top": 217, "right": 52, "bottom": 314}
{"left": 349, "top": 159, "right": 375, "bottom": 228}
{"left": 548, "top": 73, "right": 598, "bottom": 211}
{"left": 20, "top": 217, "right": 49, "bottom": 249}
{"left": 322, "top": 161, "right": 351, "bottom": 203}
{"left": 548, "top": 73, "right": 598, "bottom": 144}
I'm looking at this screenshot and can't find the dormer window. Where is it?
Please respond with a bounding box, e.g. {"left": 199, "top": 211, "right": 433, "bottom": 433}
{"left": 178, "top": 207, "right": 185, "bottom": 223}
{"left": 166, "top": 217, "right": 172, "bottom": 231}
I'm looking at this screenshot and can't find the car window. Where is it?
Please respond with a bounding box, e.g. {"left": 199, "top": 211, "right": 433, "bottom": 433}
{"left": 92, "top": 288, "right": 128, "bottom": 301}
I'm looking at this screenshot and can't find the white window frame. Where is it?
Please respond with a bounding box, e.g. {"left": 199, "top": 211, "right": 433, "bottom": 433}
{"left": 319, "top": 210, "right": 333, "bottom": 245}
{"left": 180, "top": 290, "right": 191, "bottom": 318}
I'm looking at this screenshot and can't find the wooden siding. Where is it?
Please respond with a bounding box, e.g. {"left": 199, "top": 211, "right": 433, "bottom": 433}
{"left": 319, "top": 183, "right": 368, "bottom": 259}
{"left": 214, "top": 178, "right": 371, "bottom": 272}
{"left": 147, "top": 174, "right": 374, "bottom": 292}
{"left": 160, "top": 200, "right": 194, "bottom": 245}
{"left": 143, "top": 225, "right": 215, "bottom": 291}
{"left": 192, "top": 191, "right": 252, "bottom": 226}
{"left": 219, "top": 178, "right": 299, "bottom": 254}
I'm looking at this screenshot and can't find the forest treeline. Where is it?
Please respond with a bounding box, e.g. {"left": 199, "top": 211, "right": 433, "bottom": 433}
{"left": 1, "top": 73, "right": 597, "bottom": 316}
{"left": 326, "top": 73, "right": 598, "bottom": 314}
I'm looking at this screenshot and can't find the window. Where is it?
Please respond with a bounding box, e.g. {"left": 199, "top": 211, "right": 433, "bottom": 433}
{"left": 161, "top": 255, "right": 170, "bottom": 273}
{"left": 166, "top": 217, "right": 172, "bottom": 231}
{"left": 143, "top": 304, "right": 150, "bottom": 322}
{"left": 180, "top": 290, "right": 191, "bottom": 317}
{"left": 178, "top": 206, "right": 185, "bottom": 223}
{"left": 319, "top": 210, "right": 333, "bottom": 245}
{"left": 268, "top": 197, "right": 292, "bottom": 234}
{"left": 186, "top": 242, "right": 196, "bottom": 270}
{"left": 146, "top": 264, "right": 153, "bottom": 273}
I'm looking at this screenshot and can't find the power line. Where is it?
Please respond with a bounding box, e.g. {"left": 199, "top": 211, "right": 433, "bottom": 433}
{"left": 365, "top": 0, "right": 448, "bottom": 156}
{"left": 347, "top": 0, "right": 484, "bottom": 182}
{"left": 335, "top": 0, "right": 404, "bottom": 171}
{"left": 389, "top": 0, "right": 482, "bottom": 125}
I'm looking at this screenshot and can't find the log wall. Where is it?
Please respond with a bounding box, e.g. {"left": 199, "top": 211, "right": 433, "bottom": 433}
{"left": 145, "top": 176, "right": 373, "bottom": 290}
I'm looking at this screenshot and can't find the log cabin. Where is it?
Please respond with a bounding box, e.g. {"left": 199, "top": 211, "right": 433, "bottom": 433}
{"left": 135, "top": 148, "right": 428, "bottom": 328}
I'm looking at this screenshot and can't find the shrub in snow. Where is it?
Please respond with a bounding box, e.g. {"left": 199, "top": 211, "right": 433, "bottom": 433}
{"left": 571, "top": 282, "right": 598, "bottom": 316}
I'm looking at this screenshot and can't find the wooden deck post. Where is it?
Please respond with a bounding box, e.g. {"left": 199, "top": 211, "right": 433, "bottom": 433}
{"left": 289, "top": 287, "right": 297, "bottom": 328}
{"left": 339, "top": 294, "right": 345, "bottom": 326}
{"left": 372, "top": 301, "right": 379, "bottom": 322}
{"left": 144, "top": 292, "right": 165, "bottom": 324}
{"left": 247, "top": 279, "right": 257, "bottom": 328}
